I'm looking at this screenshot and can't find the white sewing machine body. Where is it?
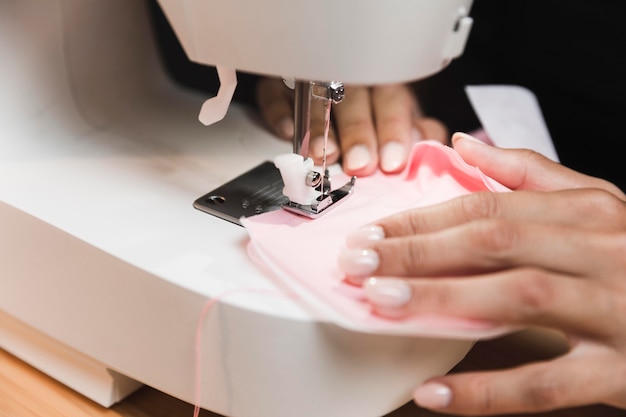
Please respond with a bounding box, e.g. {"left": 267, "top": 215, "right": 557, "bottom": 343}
{"left": 0, "top": 1, "right": 474, "bottom": 416}
{"left": 156, "top": 0, "right": 473, "bottom": 84}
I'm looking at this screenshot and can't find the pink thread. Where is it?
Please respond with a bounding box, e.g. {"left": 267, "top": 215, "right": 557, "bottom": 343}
{"left": 192, "top": 289, "right": 291, "bottom": 417}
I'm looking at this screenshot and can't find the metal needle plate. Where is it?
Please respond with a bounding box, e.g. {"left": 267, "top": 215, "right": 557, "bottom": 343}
{"left": 193, "top": 161, "right": 287, "bottom": 226}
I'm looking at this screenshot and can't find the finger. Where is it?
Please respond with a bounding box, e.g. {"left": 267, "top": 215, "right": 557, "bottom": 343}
{"left": 364, "top": 269, "right": 625, "bottom": 336}
{"left": 333, "top": 86, "right": 379, "bottom": 176}
{"left": 308, "top": 98, "right": 340, "bottom": 166}
{"left": 365, "top": 220, "right": 625, "bottom": 279}
{"left": 341, "top": 215, "right": 626, "bottom": 282}
{"left": 255, "top": 78, "right": 294, "bottom": 140}
{"left": 415, "top": 117, "right": 449, "bottom": 144}
{"left": 452, "top": 133, "right": 626, "bottom": 198}
{"left": 414, "top": 349, "right": 625, "bottom": 415}
{"left": 364, "top": 188, "right": 626, "bottom": 241}
{"left": 370, "top": 84, "right": 419, "bottom": 174}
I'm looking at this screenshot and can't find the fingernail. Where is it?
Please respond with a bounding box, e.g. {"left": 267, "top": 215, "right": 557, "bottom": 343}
{"left": 338, "top": 249, "right": 379, "bottom": 277}
{"left": 414, "top": 383, "right": 452, "bottom": 409}
{"left": 311, "top": 136, "right": 338, "bottom": 160}
{"left": 380, "top": 142, "right": 407, "bottom": 173}
{"left": 276, "top": 117, "right": 294, "bottom": 140}
{"left": 412, "top": 127, "right": 423, "bottom": 142}
{"left": 452, "top": 132, "right": 485, "bottom": 146}
{"left": 345, "top": 144, "right": 371, "bottom": 171}
{"left": 364, "top": 277, "right": 412, "bottom": 309}
{"left": 346, "top": 225, "right": 385, "bottom": 248}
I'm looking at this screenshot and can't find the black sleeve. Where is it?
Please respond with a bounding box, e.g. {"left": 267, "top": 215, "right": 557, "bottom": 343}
{"left": 417, "top": 0, "right": 626, "bottom": 190}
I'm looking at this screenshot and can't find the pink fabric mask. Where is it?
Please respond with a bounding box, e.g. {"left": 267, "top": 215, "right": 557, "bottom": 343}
{"left": 242, "top": 141, "right": 512, "bottom": 339}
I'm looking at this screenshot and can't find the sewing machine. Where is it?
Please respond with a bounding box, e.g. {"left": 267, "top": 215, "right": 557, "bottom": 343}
{"left": 0, "top": 1, "right": 474, "bottom": 416}
{"left": 159, "top": 0, "right": 474, "bottom": 218}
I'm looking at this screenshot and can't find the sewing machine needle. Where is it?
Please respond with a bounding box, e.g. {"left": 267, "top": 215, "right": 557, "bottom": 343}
{"left": 321, "top": 99, "right": 332, "bottom": 196}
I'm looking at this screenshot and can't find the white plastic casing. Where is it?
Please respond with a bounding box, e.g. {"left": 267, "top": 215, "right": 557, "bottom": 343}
{"left": 155, "top": 0, "right": 474, "bottom": 84}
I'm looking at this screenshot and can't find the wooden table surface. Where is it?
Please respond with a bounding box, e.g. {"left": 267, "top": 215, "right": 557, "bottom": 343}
{"left": 1, "top": 329, "right": 624, "bottom": 417}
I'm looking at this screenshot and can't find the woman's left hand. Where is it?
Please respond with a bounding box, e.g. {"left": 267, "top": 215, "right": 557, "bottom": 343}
{"left": 256, "top": 78, "right": 447, "bottom": 176}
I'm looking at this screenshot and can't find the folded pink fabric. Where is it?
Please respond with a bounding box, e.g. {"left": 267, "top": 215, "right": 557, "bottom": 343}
{"left": 242, "top": 141, "right": 512, "bottom": 339}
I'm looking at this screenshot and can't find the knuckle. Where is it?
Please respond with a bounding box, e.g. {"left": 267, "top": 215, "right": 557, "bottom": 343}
{"left": 508, "top": 269, "right": 556, "bottom": 318}
{"left": 615, "top": 295, "right": 626, "bottom": 321}
{"left": 607, "top": 232, "right": 626, "bottom": 272}
{"left": 412, "top": 281, "right": 454, "bottom": 310}
{"left": 471, "top": 218, "right": 521, "bottom": 260}
{"left": 613, "top": 232, "right": 626, "bottom": 255}
{"left": 520, "top": 148, "right": 549, "bottom": 169}
{"left": 578, "top": 189, "right": 626, "bottom": 225}
{"left": 466, "top": 375, "right": 497, "bottom": 413}
{"left": 463, "top": 370, "right": 568, "bottom": 413}
{"left": 614, "top": 363, "right": 626, "bottom": 394}
{"left": 460, "top": 192, "right": 501, "bottom": 222}
{"left": 402, "top": 238, "right": 427, "bottom": 274}
{"left": 340, "top": 119, "right": 374, "bottom": 139}
{"left": 406, "top": 211, "right": 429, "bottom": 235}
{"left": 524, "top": 370, "right": 568, "bottom": 409}
{"left": 380, "top": 114, "right": 408, "bottom": 131}
{"left": 607, "top": 202, "right": 626, "bottom": 231}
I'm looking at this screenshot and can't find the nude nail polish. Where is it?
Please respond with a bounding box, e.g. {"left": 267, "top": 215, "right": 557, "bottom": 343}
{"left": 411, "top": 127, "right": 423, "bottom": 142}
{"left": 453, "top": 132, "right": 486, "bottom": 146}
{"left": 380, "top": 141, "right": 407, "bottom": 173}
{"left": 277, "top": 117, "right": 294, "bottom": 139}
{"left": 338, "top": 248, "right": 379, "bottom": 277}
{"left": 311, "top": 136, "right": 338, "bottom": 159}
{"left": 345, "top": 144, "right": 371, "bottom": 171}
{"left": 414, "top": 383, "right": 452, "bottom": 409}
{"left": 364, "top": 277, "right": 412, "bottom": 309}
{"left": 346, "top": 225, "right": 385, "bottom": 248}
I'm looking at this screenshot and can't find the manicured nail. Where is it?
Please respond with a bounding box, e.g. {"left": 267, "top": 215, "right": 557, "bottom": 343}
{"left": 345, "top": 144, "right": 371, "bottom": 171}
{"left": 380, "top": 141, "right": 407, "bottom": 173}
{"left": 346, "top": 225, "right": 385, "bottom": 248}
{"left": 452, "top": 132, "right": 485, "bottom": 146}
{"left": 311, "top": 136, "right": 338, "bottom": 160}
{"left": 414, "top": 383, "right": 452, "bottom": 409}
{"left": 277, "top": 117, "right": 294, "bottom": 140}
{"left": 412, "top": 127, "right": 423, "bottom": 142}
{"left": 338, "top": 249, "right": 379, "bottom": 277}
{"left": 364, "top": 277, "right": 412, "bottom": 309}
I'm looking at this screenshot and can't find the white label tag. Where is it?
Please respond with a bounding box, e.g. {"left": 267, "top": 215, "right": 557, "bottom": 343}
{"left": 466, "top": 85, "right": 559, "bottom": 162}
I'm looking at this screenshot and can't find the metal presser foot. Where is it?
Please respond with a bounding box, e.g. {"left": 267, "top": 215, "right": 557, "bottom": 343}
{"left": 285, "top": 174, "right": 356, "bottom": 219}
{"left": 193, "top": 79, "right": 355, "bottom": 224}
{"left": 192, "top": 156, "right": 355, "bottom": 224}
{"left": 274, "top": 79, "right": 355, "bottom": 218}
{"left": 274, "top": 153, "right": 356, "bottom": 219}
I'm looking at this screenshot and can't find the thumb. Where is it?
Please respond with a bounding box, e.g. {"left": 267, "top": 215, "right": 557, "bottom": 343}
{"left": 452, "top": 133, "right": 624, "bottom": 197}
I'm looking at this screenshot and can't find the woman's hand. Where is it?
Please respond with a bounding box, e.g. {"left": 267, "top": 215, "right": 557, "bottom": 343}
{"left": 339, "top": 133, "right": 626, "bottom": 415}
{"left": 256, "top": 78, "right": 447, "bottom": 176}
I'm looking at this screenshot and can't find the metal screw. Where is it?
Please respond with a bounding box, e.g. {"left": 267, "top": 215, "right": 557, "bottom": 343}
{"left": 305, "top": 171, "right": 322, "bottom": 187}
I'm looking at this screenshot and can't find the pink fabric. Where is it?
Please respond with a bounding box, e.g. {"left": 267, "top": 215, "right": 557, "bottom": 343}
{"left": 242, "top": 141, "right": 512, "bottom": 339}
